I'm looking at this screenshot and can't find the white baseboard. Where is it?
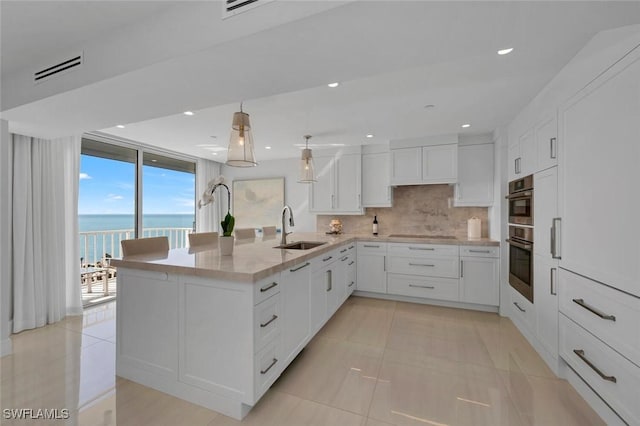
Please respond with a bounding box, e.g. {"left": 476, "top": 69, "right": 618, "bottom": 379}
{"left": 352, "top": 291, "right": 499, "bottom": 313}
{"left": 1, "top": 338, "right": 12, "bottom": 357}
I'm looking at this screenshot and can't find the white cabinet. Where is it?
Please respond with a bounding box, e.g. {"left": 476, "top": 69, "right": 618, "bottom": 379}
{"left": 356, "top": 242, "right": 387, "bottom": 293}
{"left": 390, "top": 144, "right": 457, "bottom": 185}
{"left": 508, "top": 129, "right": 536, "bottom": 181}
{"left": 534, "top": 167, "right": 559, "bottom": 258}
{"left": 535, "top": 114, "right": 558, "bottom": 172}
{"left": 280, "top": 260, "right": 311, "bottom": 366}
{"left": 459, "top": 248, "right": 499, "bottom": 306}
{"left": 362, "top": 152, "right": 392, "bottom": 207}
{"left": 310, "top": 262, "right": 330, "bottom": 334}
{"left": 310, "top": 154, "right": 363, "bottom": 214}
{"left": 559, "top": 48, "right": 640, "bottom": 297}
{"left": 454, "top": 143, "right": 494, "bottom": 207}
{"left": 534, "top": 254, "right": 558, "bottom": 360}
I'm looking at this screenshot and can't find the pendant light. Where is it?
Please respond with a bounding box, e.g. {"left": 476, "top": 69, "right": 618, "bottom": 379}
{"left": 226, "top": 102, "right": 257, "bottom": 167}
{"left": 298, "top": 134, "right": 316, "bottom": 183}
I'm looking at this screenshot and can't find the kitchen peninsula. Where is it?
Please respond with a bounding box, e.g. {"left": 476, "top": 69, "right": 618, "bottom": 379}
{"left": 111, "top": 233, "right": 498, "bottom": 419}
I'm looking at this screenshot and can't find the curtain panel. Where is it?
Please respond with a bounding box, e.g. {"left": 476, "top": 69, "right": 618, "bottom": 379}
{"left": 12, "top": 134, "right": 82, "bottom": 333}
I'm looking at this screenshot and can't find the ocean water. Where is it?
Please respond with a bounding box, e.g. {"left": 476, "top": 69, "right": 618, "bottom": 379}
{"left": 79, "top": 214, "right": 194, "bottom": 263}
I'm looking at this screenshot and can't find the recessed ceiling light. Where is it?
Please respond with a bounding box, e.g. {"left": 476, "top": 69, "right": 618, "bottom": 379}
{"left": 212, "top": 153, "right": 218, "bottom": 156}
{"left": 327, "top": 82, "right": 339, "bottom": 88}
{"left": 461, "top": 124, "right": 471, "bottom": 128}
{"left": 497, "top": 48, "right": 514, "bottom": 55}
{"left": 116, "top": 125, "right": 125, "bottom": 129}
{"left": 183, "top": 111, "right": 194, "bottom": 116}
{"left": 265, "top": 146, "right": 272, "bottom": 150}
{"left": 366, "top": 134, "right": 374, "bottom": 138}
{"left": 424, "top": 104, "right": 435, "bottom": 109}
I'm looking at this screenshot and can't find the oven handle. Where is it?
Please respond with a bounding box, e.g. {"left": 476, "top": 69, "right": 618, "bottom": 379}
{"left": 506, "top": 238, "right": 532, "bottom": 251}
{"left": 505, "top": 191, "right": 532, "bottom": 200}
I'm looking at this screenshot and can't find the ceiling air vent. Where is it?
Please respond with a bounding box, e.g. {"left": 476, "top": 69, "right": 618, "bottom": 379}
{"left": 222, "top": 0, "right": 274, "bottom": 19}
{"left": 34, "top": 53, "right": 83, "bottom": 84}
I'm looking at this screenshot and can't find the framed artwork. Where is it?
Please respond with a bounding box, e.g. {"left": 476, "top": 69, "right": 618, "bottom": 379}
{"left": 232, "top": 177, "right": 285, "bottom": 230}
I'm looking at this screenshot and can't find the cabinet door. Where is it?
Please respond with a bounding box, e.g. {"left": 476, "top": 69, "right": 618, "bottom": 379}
{"left": 362, "top": 152, "right": 392, "bottom": 207}
{"left": 507, "top": 141, "right": 520, "bottom": 181}
{"left": 310, "top": 268, "right": 329, "bottom": 334}
{"left": 519, "top": 129, "right": 537, "bottom": 177}
{"left": 460, "top": 256, "right": 499, "bottom": 306}
{"left": 534, "top": 254, "right": 559, "bottom": 359}
{"left": 325, "top": 267, "right": 340, "bottom": 318}
{"left": 559, "top": 51, "right": 640, "bottom": 297}
{"left": 335, "top": 154, "right": 362, "bottom": 213}
{"left": 281, "top": 262, "right": 311, "bottom": 364}
{"left": 422, "top": 144, "right": 457, "bottom": 183}
{"left": 454, "top": 144, "right": 494, "bottom": 207}
{"left": 309, "top": 156, "right": 334, "bottom": 212}
{"left": 356, "top": 253, "right": 386, "bottom": 293}
{"left": 390, "top": 147, "right": 421, "bottom": 185}
{"left": 346, "top": 258, "right": 356, "bottom": 296}
{"left": 534, "top": 167, "right": 558, "bottom": 259}
{"left": 535, "top": 114, "right": 558, "bottom": 172}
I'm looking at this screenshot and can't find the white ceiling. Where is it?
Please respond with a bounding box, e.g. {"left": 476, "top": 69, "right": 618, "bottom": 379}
{"left": 2, "top": 1, "right": 640, "bottom": 162}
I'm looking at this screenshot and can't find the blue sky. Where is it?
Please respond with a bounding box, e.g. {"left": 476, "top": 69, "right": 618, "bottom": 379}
{"left": 79, "top": 155, "right": 195, "bottom": 215}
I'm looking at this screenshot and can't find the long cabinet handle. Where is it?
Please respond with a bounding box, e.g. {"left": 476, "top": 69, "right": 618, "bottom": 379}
{"left": 260, "top": 282, "right": 278, "bottom": 293}
{"left": 409, "top": 284, "right": 435, "bottom": 289}
{"left": 341, "top": 256, "right": 349, "bottom": 262}
{"left": 348, "top": 261, "right": 355, "bottom": 266}
{"left": 550, "top": 137, "right": 557, "bottom": 159}
{"left": 363, "top": 244, "right": 380, "bottom": 248}
{"left": 340, "top": 248, "right": 348, "bottom": 253}
{"left": 260, "top": 358, "right": 278, "bottom": 375}
{"left": 290, "top": 262, "right": 310, "bottom": 272}
{"left": 513, "top": 302, "right": 526, "bottom": 313}
{"left": 260, "top": 315, "right": 278, "bottom": 328}
{"left": 409, "top": 263, "right": 435, "bottom": 267}
{"left": 323, "top": 256, "right": 333, "bottom": 262}
{"left": 469, "top": 249, "right": 490, "bottom": 253}
{"left": 460, "top": 260, "right": 463, "bottom": 278}
{"left": 326, "top": 270, "right": 332, "bottom": 292}
{"left": 348, "top": 281, "right": 355, "bottom": 287}
{"left": 551, "top": 218, "right": 561, "bottom": 259}
{"left": 572, "top": 299, "right": 616, "bottom": 321}
{"left": 550, "top": 268, "right": 557, "bottom": 295}
{"left": 573, "top": 349, "right": 616, "bottom": 383}
{"left": 409, "top": 247, "right": 435, "bottom": 251}
{"left": 348, "top": 245, "right": 355, "bottom": 250}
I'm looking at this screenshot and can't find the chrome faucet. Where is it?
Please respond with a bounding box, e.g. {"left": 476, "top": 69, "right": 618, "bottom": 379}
{"left": 281, "top": 205, "right": 295, "bottom": 245}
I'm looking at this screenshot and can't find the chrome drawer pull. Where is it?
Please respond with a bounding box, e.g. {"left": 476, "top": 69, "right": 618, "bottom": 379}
{"left": 290, "top": 262, "right": 310, "bottom": 272}
{"left": 260, "top": 315, "right": 278, "bottom": 328}
{"left": 572, "top": 299, "right": 616, "bottom": 321}
{"left": 348, "top": 245, "right": 355, "bottom": 249}
{"left": 323, "top": 256, "right": 333, "bottom": 262}
{"left": 348, "top": 281, "right": 355, "bottom": 287}
{"left": 363, "top": 245, "right": 380, "bottom": 248}
{"left": 409, "top": 284, "right": 435, "bottom": 289}
{"left": 469, "top": 249, "right": 490, "bottom": 253}
{"left": 340, "top": 248, "right": 347, "bottom": 253}
{"left": 573, "top": 349, "right": 617, "bottom": 383}
{"left": 260, "top": 358, "right": 278, "bottom": 375}
{"left": 341, "top": 256, "right": 349, "bottom": 262}
{"left": 348, "top": 261, "right": 355, "bottom": 266}
{"left": 513, "top": 302, "right": 526, "bottom": 313}
{"left": 408, "top": 263, "right": 435, "bottom": 267}
{"left": 409, "top": 247, "right": 435, "bottom": 251}
{"left": 260, "top": 282, "right": 278, "bottom": 293}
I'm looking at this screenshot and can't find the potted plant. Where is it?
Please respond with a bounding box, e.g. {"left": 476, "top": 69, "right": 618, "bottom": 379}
{"left": 219, "top": 212, "right": 235, "bottom": 255}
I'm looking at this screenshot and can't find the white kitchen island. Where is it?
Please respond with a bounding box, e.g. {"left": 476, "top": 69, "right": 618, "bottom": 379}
{"left": 111, "top": 233, "right": 498, "bottom": 419}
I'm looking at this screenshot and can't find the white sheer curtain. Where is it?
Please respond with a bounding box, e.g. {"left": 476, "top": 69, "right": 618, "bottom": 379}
{"left": 195, "top": 158, "right": 221, "bottom": 233}
{"left": 12, "top": 134, "right": 82, "bottom": 333}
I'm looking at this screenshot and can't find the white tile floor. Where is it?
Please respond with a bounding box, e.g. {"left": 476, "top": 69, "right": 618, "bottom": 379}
{"left": 0, "top": 297, "right": 603, "bottom": 425}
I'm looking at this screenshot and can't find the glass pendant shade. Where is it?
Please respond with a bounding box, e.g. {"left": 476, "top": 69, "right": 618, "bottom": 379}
{"left": 298, "top": 148, "right": 316, "bottom": 183}
{"left": 226, "top": 110, "right": 257, "bottom": 167}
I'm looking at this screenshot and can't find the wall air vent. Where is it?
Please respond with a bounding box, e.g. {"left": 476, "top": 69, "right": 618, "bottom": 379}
{"left": 33, "top": 52, "right": 83, "bottom": 84}
{"left": 222, "top": 0, "right": 274, "bottom": 19}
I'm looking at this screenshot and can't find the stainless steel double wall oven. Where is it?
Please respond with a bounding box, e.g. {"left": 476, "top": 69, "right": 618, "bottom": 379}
{"left": 506, "top": 174, "right": 534, "bottom": 302}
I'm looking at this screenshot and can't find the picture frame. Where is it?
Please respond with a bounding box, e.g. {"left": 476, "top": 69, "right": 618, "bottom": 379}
{"left": 232, "top": 177, "right": 285, "bottom": 230}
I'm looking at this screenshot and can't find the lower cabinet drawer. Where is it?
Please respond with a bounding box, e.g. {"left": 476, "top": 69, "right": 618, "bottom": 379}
{"left": 559, "top": 314, "right": 640, "bottom": 425}
{"left": 559, "top": 268, "right": 640, "bottom": 366}
{"left": 387, "top": 273, "right": 459, "bottom": 302}
{"left": 254, "top": 335, "right": 283, "bottom": 401}
{"left": 387, "top": 255, "right": 458, "bottom": 278}
{"left": 254, "top": 294, "right": 281, "bottom": 353}
{"left": 510, "top": 286, "right": 535, "bottom": 334}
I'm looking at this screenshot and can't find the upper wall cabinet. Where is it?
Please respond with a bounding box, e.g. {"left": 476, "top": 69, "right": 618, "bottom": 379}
{"left": 390, "top": 143, "right": 457, "bottom": 185}
{"left": 508, "top": 129, "right": 536, "bottom": 181}
{"left": 535, "top": 114, "right": 558, "bottom": 172}
{"left": 362, "top": 149, "right": 392, "bottom": 208}
{"left": 309, "top": 149, "right": 363, "bottom": 215}
{"left": 454, "top": 143, "right": 494, "bottom": 207}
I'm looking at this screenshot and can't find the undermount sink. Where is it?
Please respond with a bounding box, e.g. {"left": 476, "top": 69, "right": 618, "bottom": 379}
{"left": 274, "top": 241, "right": 327, "bottom": 250}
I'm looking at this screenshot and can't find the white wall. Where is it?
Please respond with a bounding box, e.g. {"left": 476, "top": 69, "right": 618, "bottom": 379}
{"left": 221, "top": 157, "right": 317, "bottom": 232}
{"left": 0, "top": 119, "right": 12, "bottom": 356}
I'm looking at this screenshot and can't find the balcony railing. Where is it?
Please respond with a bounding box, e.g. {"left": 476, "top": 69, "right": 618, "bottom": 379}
{"left": 79, "top": 227, "right": 191, "bottom": 265}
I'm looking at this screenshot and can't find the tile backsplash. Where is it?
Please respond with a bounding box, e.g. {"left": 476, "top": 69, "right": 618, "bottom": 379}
{"left": 317, "top": 184, "right": 490, "bottom": 238}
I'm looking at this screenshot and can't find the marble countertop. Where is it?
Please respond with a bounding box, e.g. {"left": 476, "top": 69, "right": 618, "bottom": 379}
{"left": 110, "top": 233, "right": 499, "bottom": 283}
